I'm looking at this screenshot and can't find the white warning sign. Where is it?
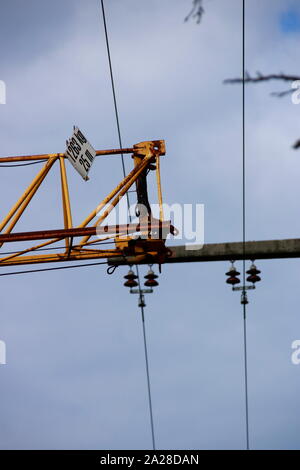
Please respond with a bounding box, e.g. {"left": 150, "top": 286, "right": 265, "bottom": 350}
{"left": 65, "top": 126, "right": 96, "bottom": 181}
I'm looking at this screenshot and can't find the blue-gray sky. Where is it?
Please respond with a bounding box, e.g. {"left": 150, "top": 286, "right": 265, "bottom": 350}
{"left": 0, "top": 0, "right": 300, "bottom": 450}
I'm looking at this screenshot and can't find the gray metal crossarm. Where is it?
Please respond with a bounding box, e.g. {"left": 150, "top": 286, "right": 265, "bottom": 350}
{"left": 107, "top": 238, "right": 300, "bottom": 265}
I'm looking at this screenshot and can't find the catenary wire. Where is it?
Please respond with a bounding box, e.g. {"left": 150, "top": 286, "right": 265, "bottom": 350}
{"left": 0, "top": 239, "right": 116, "bottom": 256}
{"left": 0, "top": 260, "right": 108, "bottom": 277}
{"left": 242, "top": 0, "right": 250, "bottom": 451}
{"left": 0, "top": 160, "right": 45, "bottom": 167}
{"left": 100, "top": 0, "right": 156, "bottom": 450}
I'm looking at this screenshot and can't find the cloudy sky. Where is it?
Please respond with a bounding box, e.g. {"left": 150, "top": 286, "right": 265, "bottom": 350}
{"left": 0, "top": 0, "right": 300, "bottom": 450}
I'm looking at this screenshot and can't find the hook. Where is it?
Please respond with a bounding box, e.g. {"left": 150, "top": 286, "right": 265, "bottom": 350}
{"left": 107, "top": 265, "right": 118, "bottom": 275}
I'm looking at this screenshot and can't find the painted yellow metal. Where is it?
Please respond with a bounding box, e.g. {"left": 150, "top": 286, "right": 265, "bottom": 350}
{"left": 0, "top": 147, "right": 135, "bottom": 164}
{"left": 0, "top": 141, "right": 169, "bottom": 267}
{"left": 0, "top": 157, "right": 57, "bottom": 233}
{"left": 78, "top": 155, "right": 151, "bottom": 247}
{"left": 59, "top": 156, "right": 73, "bottom": 250}
{"left": 3, "top": 163, "right": 55, "bottom": 237}
{"left": 77, "top": 155, "right": 149, "bottom": 230}
{"left": 59, "top": 157, "right": 73, "bottom": 229}
{"left": 155, "top": 155, "right": 164, "bottom": 222}
{"left": 0, "top": 250, "right": 120, "bottom": 266}
{"left": 77, "top": 141, "right": 158, "bottom": 246}
{"left": 0, "top": 237, "right": 63, "bottom": 264}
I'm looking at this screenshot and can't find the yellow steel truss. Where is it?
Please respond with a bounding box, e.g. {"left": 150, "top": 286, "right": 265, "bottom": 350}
{"left": 0, "top": 140, "right": 172, "bottom": 267}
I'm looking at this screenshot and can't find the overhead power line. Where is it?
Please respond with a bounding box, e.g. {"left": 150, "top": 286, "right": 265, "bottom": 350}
{"left": 0, "top": 260, "right": 108, "bottom": 277}
{"left": 100, "top": 0, "right": 156, "bottom": 450}
{"left": 0, "top": 160, "right": 45, "bottom": 168}
{"left": 242, "top": 0, "right": 250, "bottom": 451}
{"left": 0, "top": 239, "right": 115, "bottom": 257}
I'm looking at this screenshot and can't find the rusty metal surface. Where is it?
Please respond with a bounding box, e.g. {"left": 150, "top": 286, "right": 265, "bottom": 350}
{"left": 0, "top": 140, "right": 171, "bottom": 267}
{"left": 0, "top": 148, "right": 136, "bottom": 163}
{"left": 0, "top": 141, "right": 166, "bottom": 163}
{"left": 0, "top": 221, "right": 172, "bottom": 243}
{"left": 108, "top": 238, "right": 300, "bottom": 265}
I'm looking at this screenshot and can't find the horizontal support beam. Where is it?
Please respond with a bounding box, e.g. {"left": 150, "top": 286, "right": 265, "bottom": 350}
{"left": 0, "top": 221, "right": 171, "bottom": 243}
{"left": 0, "top": 148, "right": 135, "bottom": 163}
{"left": 0, "top": 140, "right": 166, "bottom": 164}
{"left": 2, "top": 238, "right": 298, "bottom": 268}
{"left": 108, "top": 238, "right": 300, "bottom": 265}
{"left": 0, "top": 227, "right": 97, "bottom": 243}
{"left": 0, "top": 251, "right": 117, "bottom": 267}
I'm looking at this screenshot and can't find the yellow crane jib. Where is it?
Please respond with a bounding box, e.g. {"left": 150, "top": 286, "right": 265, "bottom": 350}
{"left": 0, "top": 140, "right": 176, "bottom": 267}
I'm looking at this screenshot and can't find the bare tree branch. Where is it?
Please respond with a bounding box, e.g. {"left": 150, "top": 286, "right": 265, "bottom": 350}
{"left": 224, "top": 72, "right": 300, "bottom": 85}
{"left": 293, "top": 140, "right": 300, "bottom": 149}
{"left": 270, "top": 89, "right": 294, "bottom": 98}
{"left": 224, "top": 72, "right": 300, "bottom": 97}
{"left": 185, "top": 0, "right": 205, "bottom": 23}
{"left": 185, "top": 3, "right": 300, "bottom": 150}
{"left": 224, "top": 72, "right": 300, "bottom": 150}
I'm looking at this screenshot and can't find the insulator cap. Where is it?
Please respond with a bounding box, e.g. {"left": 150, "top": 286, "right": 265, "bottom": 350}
{"left": 246, "top": 264, "right": 261, "bottom": 276}
{"left": 145, "top": 279, "right": 159, "bottom": 287}
{"left": 226, "top": 268, "right": 240, "bottom": 277}
{"left": 226, "top": 276, "right": 240, "bottom": 285}
{"left": 124, "top": 269, "right": 138, "bottom": 281}
{"left": 124, "top": 279, "right": 138, "bottom": 288}
{"left": 144, "top": 269, "right": 158, "bottom": 280}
